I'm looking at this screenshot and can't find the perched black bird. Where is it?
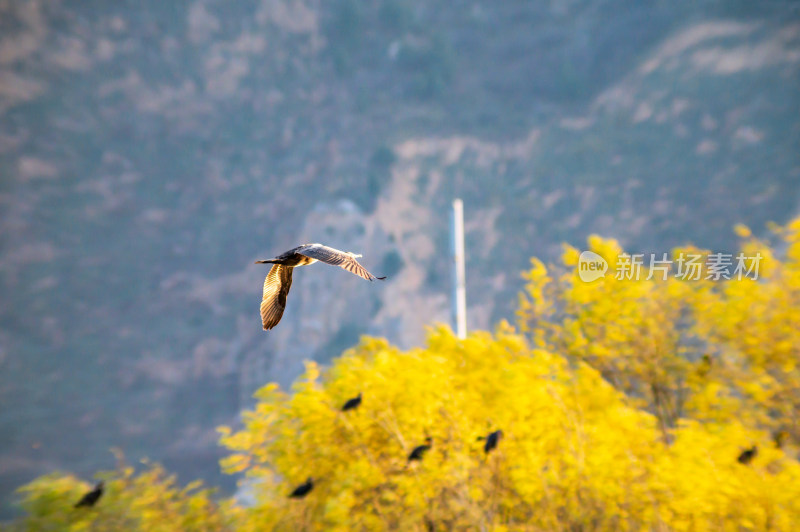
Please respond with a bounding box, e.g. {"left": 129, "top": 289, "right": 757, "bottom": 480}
{"left": 407, "top": 437, "right": 433, "bottom": 462}
{"left": 255, "top": 244, "right": 386, "bottom": 330}
{"left": 74, "top": 481, "right": 104, "bottom": 508}
{"left": 341, "top": 392, "right": 362, "bottom": 412}
{"left": 289, "top": 477, "right": 314, "bottom": 498}
{"left": 480, "top": 430, "right": 503, "bottom": 455}
{"left": 737, "top": 445, "right": 758, "bottom": 465}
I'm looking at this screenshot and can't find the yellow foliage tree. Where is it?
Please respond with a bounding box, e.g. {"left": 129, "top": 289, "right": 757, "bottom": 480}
{"left": 517, "top": 236, "right": 697, "bottom": 439}
{"left": 219, "top": 325, "right": 800, "bottom": 531}
{"left": 689, "top": 220, "right": 800, "bottom": 441}
{"left": 6, "top": 452, "right": 237, "bottom": 532}
{"left": 517, "top": 217, "right": 800, "bottom": 448}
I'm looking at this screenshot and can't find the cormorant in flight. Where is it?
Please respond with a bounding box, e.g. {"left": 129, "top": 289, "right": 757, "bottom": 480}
{"left": 255, "top": 244, "right": 386, "bottom": 330}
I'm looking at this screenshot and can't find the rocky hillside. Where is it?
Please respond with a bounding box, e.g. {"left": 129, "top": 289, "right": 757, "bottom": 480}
{"left": 0, "top": 0, "right": 798, "bottom": 513}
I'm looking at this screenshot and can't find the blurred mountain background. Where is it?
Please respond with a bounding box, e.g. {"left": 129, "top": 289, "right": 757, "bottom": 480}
{"left": 0, "top": 0, "right": 798, "bottom": 515}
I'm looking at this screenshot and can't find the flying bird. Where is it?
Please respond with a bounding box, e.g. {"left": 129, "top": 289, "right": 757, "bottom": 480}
{"left": 341, "top": 392, "right": 362, "bottom": 412}
{"left": 255, "top": 243, "right": 386, "bottom": 330}
{"left": 737, "top": 445, "right": 758, "bottom": 465}
{"left": 478, "top": 429, "right": 503, "bottom": 455}
{"left": 407, "top": 437, "right": 433, "bottom": 463}
{"left": 289, "top": 477, "right": 314, "bottom": 498}
{"left": 74, "top": 481, "right": 104, "bottom": 508}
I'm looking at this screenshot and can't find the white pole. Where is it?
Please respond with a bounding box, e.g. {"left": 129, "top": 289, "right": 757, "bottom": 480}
{"left": 451, "top": 199, "right": 467, "bottom": 339}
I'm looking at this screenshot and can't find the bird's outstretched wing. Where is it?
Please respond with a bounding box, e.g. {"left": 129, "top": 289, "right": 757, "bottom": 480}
{"left": 298, "top": 244, "right": 386, "bottom": 281}
{"left": 261, "top": 264, "right": 293, "bottom": 330}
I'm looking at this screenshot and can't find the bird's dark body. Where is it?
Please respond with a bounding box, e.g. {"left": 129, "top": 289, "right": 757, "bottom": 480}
{"left": 260, "top": 247, "right": 319, "bottom": 267}
{"left": 341, "top": 393, "right": 362, "bottom": 412}
{"left": 483, "top": 430, "right": 503, "bottom": 454}
{"left": 408, "top": 438, "right": 432, "bottom": 462}
{"left": 737, "top": 446, "right": 757, "bottom": 464}
{"left": 289, "top": 477, "right": 314, "bottom": 498}
{"left": 74, "top": 481, "right": 104, "bottom": 508}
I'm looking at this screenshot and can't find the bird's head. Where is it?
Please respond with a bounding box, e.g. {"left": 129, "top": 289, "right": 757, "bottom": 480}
{"left": 306, "top": 476, "right": 313, "bottom": 483}
{"left": 96, "top": 481, "right": 105, "bottom": 489}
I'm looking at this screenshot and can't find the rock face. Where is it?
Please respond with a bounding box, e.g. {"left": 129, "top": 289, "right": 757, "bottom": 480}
{"left": 0, "top": 0, "right": 798, "bottom": 513}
